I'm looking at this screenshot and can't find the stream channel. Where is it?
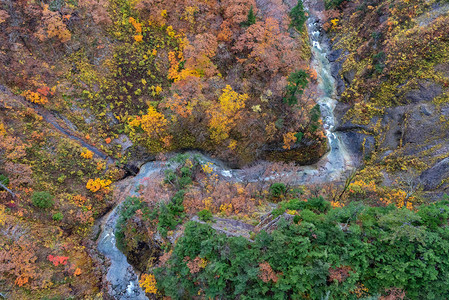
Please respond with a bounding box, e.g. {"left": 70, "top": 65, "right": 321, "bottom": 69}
{"left": 97, "top": 4, "right": 354, "bottom": 299}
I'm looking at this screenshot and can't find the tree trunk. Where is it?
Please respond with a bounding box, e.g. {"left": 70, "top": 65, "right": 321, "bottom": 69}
{"left": 0, "top": 181, "right": 15, "bottom": 198}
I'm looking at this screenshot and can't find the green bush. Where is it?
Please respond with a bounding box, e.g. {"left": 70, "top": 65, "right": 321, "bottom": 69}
{"left": 198, "top": 209, "right": 213, "bottom": 222}
{"left": 294, "top": 132, "right": 304, "bottom": 143}
{"left": 309, "top": 104, "right": 321, "bottom": 132}
{"left": 269, "top": 183, "right": 287, "bottom": 198}
{"left": 32, "top": 191, "right": 54, "bottom": 209}
{"left": 158, "top": 190, "right": 186, "bottom": 236}
{"left": 0, "top": 174, "right": 9, "bottom": 188}
{"left": 52, "top": 212, "right": 64, "bottom": 221}
{"left": 272, "top": 196, "right": 331, "bottom": 216}
{"left": 155, "top": 199, "right": 449, "bottom": 299}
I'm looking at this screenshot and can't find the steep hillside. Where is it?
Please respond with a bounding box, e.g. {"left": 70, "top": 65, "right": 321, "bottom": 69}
{"left": 323, "top": 0, "right": 449, "bottom": 197}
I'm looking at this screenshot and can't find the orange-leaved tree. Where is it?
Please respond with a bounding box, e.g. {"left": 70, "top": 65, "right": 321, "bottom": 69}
{"left": 35, "top": 5, "right": 71, "bottom": 43}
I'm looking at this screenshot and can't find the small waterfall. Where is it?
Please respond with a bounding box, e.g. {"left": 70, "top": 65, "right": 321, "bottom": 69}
{"left": 303, "top": 10, "right": 353, "bottom": 182}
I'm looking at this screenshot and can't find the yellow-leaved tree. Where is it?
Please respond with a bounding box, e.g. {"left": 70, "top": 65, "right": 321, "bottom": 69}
{"left": 0, "top": 204, "right": 6, "bottom": 226}
{"left": 208, "top": 85, "right": 248, "bottom": 144}
{"left": 128, "top": 106, "right": 172, "bottom": 152}
{"left": 139, "top": 273, "right": 157, "bottom": 294}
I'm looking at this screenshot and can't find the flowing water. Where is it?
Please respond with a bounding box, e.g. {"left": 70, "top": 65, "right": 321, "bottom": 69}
{"left": 97, "top": 162, "right": 165, "bottom": 300}
{"left": 302, "top": 12, "right": 354, "bottom": 182}
{"left": 97, "top": 5, "right": 354, "bottom": 299}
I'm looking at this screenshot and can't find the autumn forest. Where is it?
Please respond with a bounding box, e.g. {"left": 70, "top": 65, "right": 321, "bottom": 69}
{"left": 1, "top": 0, "right": 449, "bottom": 299}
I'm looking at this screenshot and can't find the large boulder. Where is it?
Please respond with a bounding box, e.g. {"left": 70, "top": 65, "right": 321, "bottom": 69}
{"left": 404, "top": 80, "right": 442, "bottom": 103}
{"left": 420, "top": 157, "right": 449, "bottom": 191}
{"left": 338, "top": 131, "right": 375, "bottom": 162}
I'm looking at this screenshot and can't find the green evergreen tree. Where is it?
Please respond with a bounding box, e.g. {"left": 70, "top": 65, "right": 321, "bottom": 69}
{"left": 241, "top": 5, "right": 256, "bottom": 27}
{"left": 247, "top": 5, "right": 256, "bottom": 25}
{"left": 290, "top": 1, "right": 307, "bottom": 32}
{"left": 284, "top": 70, "right": 309, "bottom": 105}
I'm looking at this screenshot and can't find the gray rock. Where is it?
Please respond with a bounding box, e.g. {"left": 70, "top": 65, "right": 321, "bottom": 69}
{"left": 331, "top": 61, "right": 343, "bottom": 80}
{"left": 405, "top": 81, "right": 442, "bottom": 103}
{"left": 420, "top": 157, "right": 449, "bottom": 190}
{"left": 343, "top": 69, "right": 356, "bottom": 85}
{"left": 192, "top": 216, "right": 255, "bottom": 240}
{"left": 379, "top": 150, "right": 394, "bottom": 161}
{"left": 338, "top": 131, "right": 375, "bottom": 162}
{"left": 379, "top": 14, "right": 388, "bottom": 24}
{"left": 124, "top": 145, "right": 156, "bottom": 167}
{"left": 328, "top": 49, "right": 342, "bottom": 62}
{"left": 421, "top": 104, "right": 433, "bottom": 116}
{"left": 115, "top": 134, "right": 133, "bottom": 154}
{"left": 333, "top": 101, "right": 377, "bottom": 132}
{"left": 441, "top": 104, "right": 449, "bottom": 117}
{"left": 336, "top": 77, "right": 346, "bottom": 96}
{"left": 435, "top": 62, "right": 449, "bottom": 77}
{"left": 106, "top": 111, "right": 119, "bottom": 126}
{"left": 328, "top": 44, "right": 346, "bottom": 96}
{"left": 380, "top": 106, "right": 407, "bottom": 149}
{"left": 402, "top": 103, "right": 443, "bottom": 145}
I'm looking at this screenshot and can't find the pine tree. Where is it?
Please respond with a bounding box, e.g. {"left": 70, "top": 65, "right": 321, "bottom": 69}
{"left": 290, "top": 1, "right": 307, "bottom": 32}
{"left": 247, "top": 5, "right": 256, "bottom": 25}
{"left": 241, "top": 5, "right": 256, "bottom": 27}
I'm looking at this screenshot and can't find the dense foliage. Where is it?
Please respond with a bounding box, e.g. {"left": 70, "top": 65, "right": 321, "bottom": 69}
{"left": 155, "top": 199, "right": 449, "bottom": 299}
{"left": 31, "top": 191, "right": 54, "bottom": 209}
{"left": 116, "top": 196, "right": 148, "bottom": 251}
{"left": 116, "top": 154, "right": 199, "bottom": 252}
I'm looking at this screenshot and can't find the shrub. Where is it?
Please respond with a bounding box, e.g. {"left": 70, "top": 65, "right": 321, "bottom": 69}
{"left": 32, "top": 191, "right": 54, "bottom": 209}
{"left": 0, "top": 174, "right": 9, "bottom": 188}
{"left": 198, "top": 209, "right": 213, "bottom": 222}
{"left": 52, "top": 212, "right": 63, "bottom": 221}
{"left": 269, "top": 183, "right": 287, "bottom": 198}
